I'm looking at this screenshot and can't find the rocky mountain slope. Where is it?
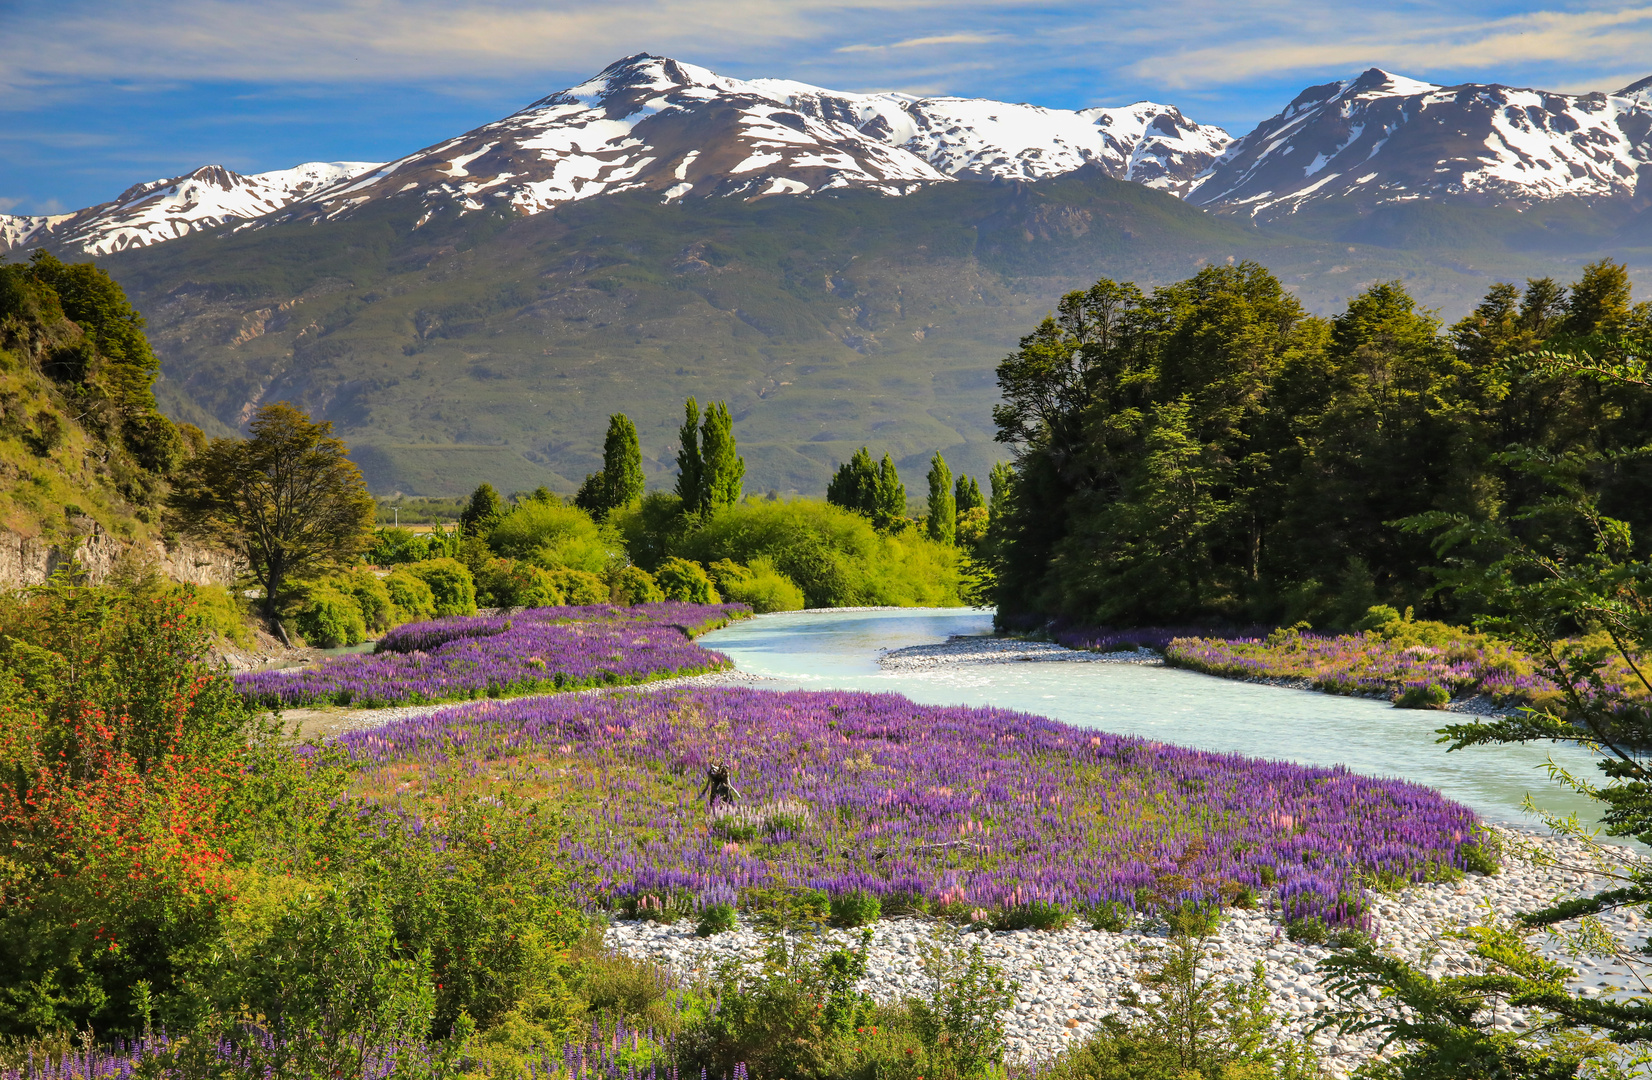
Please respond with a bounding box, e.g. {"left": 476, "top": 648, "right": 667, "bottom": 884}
{"left": 4, "top": 161, "right": 379, "bottom": 256}
{"left": 292, "top": 54, "right": 1231, "bottom": 224}
{"left": 10, "top": 55, "right": 1652, "bottom": 259}
{"left": 1189, "top": 68, "right": 1652, "bottom": 218}
{"left": 10, "top": 57, "right": 1652, "bottom": 499}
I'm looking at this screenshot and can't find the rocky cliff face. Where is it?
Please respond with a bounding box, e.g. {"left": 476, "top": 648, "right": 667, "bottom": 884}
{"left": 0, "top": 523, "right": 239, "bottom": 590}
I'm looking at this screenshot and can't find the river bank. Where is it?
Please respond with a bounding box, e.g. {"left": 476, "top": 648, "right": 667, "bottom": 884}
{"left": 605, "top": 824, "right": 1637, "bottom": 1076}
{"left": 880, "top": 632, "right": 1517, "bottom": 719}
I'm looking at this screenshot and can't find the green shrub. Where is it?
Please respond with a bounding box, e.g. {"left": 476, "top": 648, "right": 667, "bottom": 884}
{"left": 1043, "top": 935, "right": 1320, "bottom": 1080}
{"left": 404, "top": 558, "right": 477, "bottom": 617}
{"left": 829, "top": 889, "right": 881, "bottom": 928}
{"left": 695, "top": 903, "right": 738, "bottom": 937}
{"left": 490, "top": 501, "right": 614, "bottom": 574}
{"left": 175, "top": 582, "right": 252, "bottom": 647}
{"left": 1396, "top": 682, "right": 1452, "bottom": 709}
{"left": 712, "top": 556, "right": 806, "bottom": 613}
{"left": 547, "top": 567, "right": 608, "bottom": 605}
{"left": 335, "top": 568, "right": 396, "bottom": 632}
{"left": 292, "top": 584, "right": 367, "bottom": 648}
{"left": 1165, "top": 901, "right": 1224, "bottom": 939}
{"left": 566, "top": 925, "right": 684, "bottom": 1035}
{"left": 1459, "top": 840, "right": 1500, "bottom": 876}
{"left": 654, "top": 557, "right": 720, "bottom": 603}
{"left": 906, "top": 928, "right": 1017, "bottom": 1080}
{"left": 384, "top": 567, "right": 437, "bottom": 621}
{"left": 680, "top": 929, "right": 878, "bottom": 1080}
{"left": 1087, "top": 900, "right": 1133, "bottom": 933}
{"left": 738, "top": 885, "right": 829, "bottom": 924}
{"left": 880, "top": 891, "right": 930, "bottom": 917}
{"left": 992, "top": 900, "right": 1072, "bottom": 931}
{"left": 476, "top": 557, "right": 565, "bottom": 609}
{"left": 1285, "top": 916, "right": 1330, "bottom": 946}
{"left": 611, "top": 565, "right": 664, "bottom": 605}
{"left": 661, "top": 498, "right": 963, "bottom": 608}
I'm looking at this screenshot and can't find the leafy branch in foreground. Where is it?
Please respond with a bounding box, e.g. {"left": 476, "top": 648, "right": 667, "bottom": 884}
{"left": 1330, "top": 341, "right": 1652, "bottom": 1073}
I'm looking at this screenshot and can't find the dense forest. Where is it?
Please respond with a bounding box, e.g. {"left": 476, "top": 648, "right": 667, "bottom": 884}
{"left": 988, "top": 260, "right": 1652, "bottom": 630}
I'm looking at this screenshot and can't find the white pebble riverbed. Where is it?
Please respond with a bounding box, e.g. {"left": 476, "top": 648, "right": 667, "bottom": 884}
{"left": 605, "top": 827, "right": 1646, "bottom": 1076}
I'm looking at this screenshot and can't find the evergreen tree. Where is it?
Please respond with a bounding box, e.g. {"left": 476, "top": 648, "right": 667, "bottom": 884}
{"left": 575, "top": 414, "right": 645, "bottom": 519}
{"left": 675, "top": 397, "right": 703, "bottom": 513}
{"left": 988, "top": 461, "right": 1015, "bottom": 520}
{"left": 926, "top": 452, "right": 955, "bottom": 545}
{"left": 827, "top": 448, "right": 879, "bottom": 514}
{"left": 699, "top": 401, "right": 745, "bottom": 511}
{"left": 459, "top": 483, "right": 505, "bottom": 537}
{"left": 954, "top": 474, "right": 984, "bottom": 516}
{"left": 873, "top": 454, "right": 905, "bottom": 532}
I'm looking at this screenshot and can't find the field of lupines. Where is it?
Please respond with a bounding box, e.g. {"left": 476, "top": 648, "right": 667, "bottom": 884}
{"left": 235, "top": 603, "right": 750, "bottom": 708}
{"left": 1161, "top": 630, "right": 1564, "bottom": 709}
{"left": 338, "top": 687, "right": 1481, "bottom": 929}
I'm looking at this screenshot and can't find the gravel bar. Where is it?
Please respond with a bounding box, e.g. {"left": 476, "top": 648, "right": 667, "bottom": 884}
{"left": 880, "top": 635, "right": 1162, "bottom": 670}
{"left": 605, "top": 827, "right": 1644, "bottom": 1076}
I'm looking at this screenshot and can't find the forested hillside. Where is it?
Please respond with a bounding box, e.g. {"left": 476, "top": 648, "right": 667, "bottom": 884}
{"left": 989, "top": 259, "right": 1652, "bottom": 629}
{"left": 92, "top": 172, "right": 1611, "bottom": 498}
{"left": 0, "top": 252, "right": 202, "bottom": 551}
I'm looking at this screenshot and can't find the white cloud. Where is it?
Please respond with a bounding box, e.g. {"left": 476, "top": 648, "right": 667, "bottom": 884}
{"left": 1132, "top": 4, "right": 1652, "bottom": 89}
{"left": 839, "top": 31, "right": 998, "bottom": 52}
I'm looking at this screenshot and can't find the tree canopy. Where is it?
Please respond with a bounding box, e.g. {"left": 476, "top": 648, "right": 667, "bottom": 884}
{"left": 575, "top": 413, "right": 645, "bottom": 519}
{"left": 926, "top": 452, "right": 955, "bottom": 545}
{"left": 988, "top": 260, "right": 1652, "bottom": 630}
{"left": 827, "top": 448, "right": 907, "bottom": 532}
{"left": 168, "top": 403, "right": 376, "bottom": 622}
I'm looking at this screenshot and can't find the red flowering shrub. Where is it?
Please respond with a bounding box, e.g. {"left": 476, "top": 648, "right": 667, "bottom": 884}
{"left": 0, "top": 580, "right": 252, "bottom": 1036}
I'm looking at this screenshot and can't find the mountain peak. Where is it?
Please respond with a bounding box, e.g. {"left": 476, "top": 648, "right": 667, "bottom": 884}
{"left": 283, "top": 56, "right": 1232, "bottom": 223}
{"left": 4, "top": 160, "right": 376, "bottom": 255}
{"left": 1191, "top": 67, "right": 1652, "bottom": 216}
{"left": 1618, "top": 74, "right": 1652, "bottom": 100}
{"left": 1346, "top": 68, "right": 1441, "bottom": 97}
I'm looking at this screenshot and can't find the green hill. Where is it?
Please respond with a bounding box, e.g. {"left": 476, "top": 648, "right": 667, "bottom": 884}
{"left": 0, "top": 254, "right": 192, "bottom": 550}
{"left": 93, "top": 172, "right": 1648, "bottom": 496}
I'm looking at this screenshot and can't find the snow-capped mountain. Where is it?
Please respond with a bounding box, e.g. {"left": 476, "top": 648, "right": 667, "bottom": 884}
{"left": 9, "top": 57, "right": 1652, "bottom": 257}
{"left": 1188, "top": 68, "right": 1652, "bottom": 216}
{"left": 1, "top": 161, "right": 378, "bottom": 255}
{"left": 294, "top": 54, "right": 1228, "bottom": 225}
{"left": 863, "top": 97, "right": 1228, "bottom": 195}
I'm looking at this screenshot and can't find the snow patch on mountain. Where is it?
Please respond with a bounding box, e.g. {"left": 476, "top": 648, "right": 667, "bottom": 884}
{"left": 289, "top": 54, "right": 1229, "bottom": 224}
{"left": 1189, "top": 68, "right": 1652, "bottom": 216}
{"left": 11, "top": 57, "right": 1652, "bottom": 255}
{"left": 1, "top": 161, "right": 378, "bottom": 255}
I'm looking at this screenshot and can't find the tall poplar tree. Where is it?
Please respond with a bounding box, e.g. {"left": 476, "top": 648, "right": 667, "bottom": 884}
{"left": 926, "top": 452, "right": 956, "bottom": 544}
{"left": 575, "top": 413, "right": 644, "bottom": 519}
{"left": 873, "top": 454, "right": 906, "bottom": 532}
{"left": 675, "top": 397, "right": 703, "bottom": 512}
{"left": 955, "top": 473, "right": 984, "bottom": 515}
{"left": 699, "top": 401, "right": 745, "bottom": 511}
{"left": 988, "top": 461, "right": 1015, "bottom": 519}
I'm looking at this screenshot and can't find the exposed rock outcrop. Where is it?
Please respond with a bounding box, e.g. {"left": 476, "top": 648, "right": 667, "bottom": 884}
{"left": 0, "top": 523, "right": 238, "bottom": 590}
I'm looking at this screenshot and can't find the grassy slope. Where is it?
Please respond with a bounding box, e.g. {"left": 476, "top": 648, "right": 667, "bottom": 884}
{"left": 0, "top": 355, "right": 156, "bottom": 545}
{"left": 98, "top": 173, "right": 1643, "bottom": 497}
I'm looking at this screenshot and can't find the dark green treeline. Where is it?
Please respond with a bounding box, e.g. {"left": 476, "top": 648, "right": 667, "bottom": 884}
{"left": 990, "top": 260, "right": 1652, "bottom": 629}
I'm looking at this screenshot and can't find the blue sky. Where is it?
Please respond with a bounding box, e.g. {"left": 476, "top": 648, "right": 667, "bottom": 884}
{"left": 4, "top": 0, "right": 1652, "bottom": 215}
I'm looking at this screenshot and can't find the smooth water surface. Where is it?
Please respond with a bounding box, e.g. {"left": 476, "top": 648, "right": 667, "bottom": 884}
{"left": 700, "top": 607, "right": 1604, "bottom": 826}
